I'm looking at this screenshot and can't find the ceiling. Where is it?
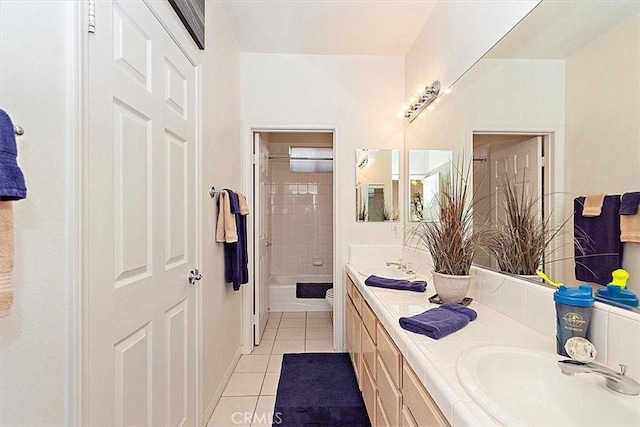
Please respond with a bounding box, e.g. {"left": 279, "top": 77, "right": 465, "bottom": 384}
{"left": 220, "top": 0, "right": 437, "bottom": 56}
{"left": 487, "top": 1, "right": 640, "bottom": 60}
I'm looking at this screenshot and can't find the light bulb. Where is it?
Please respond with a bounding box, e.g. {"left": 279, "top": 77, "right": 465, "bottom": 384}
{"left": 435, "top": 97, "right": 442, "bottom": 104}
{"left": 419, "top": 112, "right": 426, "bottom": 119}
{"left": 409, "top": 95, "right": 417, "bottom": 104}
{"left": 396, "top": 112, "right": 404, "bottom": 119}
{"left": 415, "top": 85, "right": 424, "bottom": 95}
{"left": 444, "top": 87, "right": 452, "bottom": 95}
{"left": 427, "top": 105, "right": 435, "bottom": 111}
{"left": 401, "top": 103, "right": 409, "bottom": 111}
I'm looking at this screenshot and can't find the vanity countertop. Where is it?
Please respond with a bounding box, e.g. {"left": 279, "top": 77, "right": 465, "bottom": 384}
{"left": 345, "top": 264, "right": 557, "bottom": 426}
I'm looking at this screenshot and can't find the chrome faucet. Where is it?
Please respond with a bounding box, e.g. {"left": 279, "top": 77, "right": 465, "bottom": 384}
{"left": 385, "top": 261, "right": 415, "bottom": 274}
{"left": 558, "top": 359, "right": 640, "bottom": 395}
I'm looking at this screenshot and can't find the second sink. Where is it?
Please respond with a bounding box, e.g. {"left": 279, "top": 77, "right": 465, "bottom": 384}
{"left": 358, "top": 266, "right": 417, "bottom": 280}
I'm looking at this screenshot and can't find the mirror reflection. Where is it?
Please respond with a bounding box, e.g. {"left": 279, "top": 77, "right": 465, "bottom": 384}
{"left": 355, "top": 149, "right": 400, "bottom": 222}
{"left": 403, "top": 1, "right": 640, "bottom": 306}
{"left": 408, "top": 150, "right": 452, "bottom": 222}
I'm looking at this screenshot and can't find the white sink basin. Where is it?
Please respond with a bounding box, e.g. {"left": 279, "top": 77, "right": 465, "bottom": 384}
{"left": 358, "top": 266, "right": 417, "bottom": 280}
{"left": 457, "top": 346, "right": 640, "bottom": 426}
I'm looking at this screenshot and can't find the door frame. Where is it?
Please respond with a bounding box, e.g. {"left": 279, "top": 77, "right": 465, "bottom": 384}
{"left": 241, "top": 123, "right": 342, "bottom": 355}
{"left": 468, "top": 125, "right": 565, "bottom": 280}
{"left": 75, "top": 1, "right": 203, "bottom": 424}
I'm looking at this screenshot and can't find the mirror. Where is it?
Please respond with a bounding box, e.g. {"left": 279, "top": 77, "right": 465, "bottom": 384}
{"left": 355, "top": 149, "right": 400, "bottom": 222}
{"left": 408, "top": 150, "right": 452, "bottom": 222}
{"left": 404, "top": 1, "right": 640, "bottom": 305}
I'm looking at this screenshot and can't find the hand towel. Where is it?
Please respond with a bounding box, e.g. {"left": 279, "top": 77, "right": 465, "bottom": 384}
{"left": 582, "top": 193, "right": 606, "bottom": 217}
{"left": 620, "top": 192, "right": 640, "bottom": 215}
{"left": 237, "top": 192, "right": 250, "bottom": 215}
{"left": 399, "top": 303, "right": 477, "bottom": 339}
{"left": 0, "top": 110, "right": 27, "bottom": 200}
{"left": 216, "top": 190, "right": 238, "bottom": 243}
{"left": 0, "top": 201, "right": 14, "bottom": 317}
{"left": 364, "top": 275, "right": 427, "bottom": 292}
{"left": 223, "top": 189, "right": 249, "bottom": 291}
{"left": 574, "top": 195, "right": 623, "bottom": 284}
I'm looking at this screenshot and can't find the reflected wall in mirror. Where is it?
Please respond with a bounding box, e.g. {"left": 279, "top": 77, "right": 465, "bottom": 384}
{"left": 355, "top": 149, "right": 400, "bottom": 222}
{"left": 408, "top": 150, "right": 452, "bottom": 222}
{"left": 403, "top": 1, "right": 640, "bottom": 303}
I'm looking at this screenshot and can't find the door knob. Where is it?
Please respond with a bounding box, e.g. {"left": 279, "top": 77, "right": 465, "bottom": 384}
{"left": 188, "top": 268, "right": 202, "bottom": 285}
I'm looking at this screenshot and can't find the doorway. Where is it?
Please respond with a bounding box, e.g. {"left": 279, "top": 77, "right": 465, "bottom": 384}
{"left": 472, "top": 132, "right": 558, "bottom": 275}
{"left": 249, "top": 130, "right": 336, "bottom": 351}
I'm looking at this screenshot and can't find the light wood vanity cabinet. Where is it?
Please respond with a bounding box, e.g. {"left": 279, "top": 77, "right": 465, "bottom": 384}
{"left": 346, "top": 275, "right": 450, "bottom": 427}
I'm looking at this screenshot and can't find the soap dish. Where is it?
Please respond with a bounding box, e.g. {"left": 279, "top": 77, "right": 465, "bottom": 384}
{"left": 429, "top": 294, "right": 473, "bottom": 306}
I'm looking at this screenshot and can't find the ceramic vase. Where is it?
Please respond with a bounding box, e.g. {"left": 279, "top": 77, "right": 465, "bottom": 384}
{"left": 432, "top": 271, "right": 472, "bottom": 303}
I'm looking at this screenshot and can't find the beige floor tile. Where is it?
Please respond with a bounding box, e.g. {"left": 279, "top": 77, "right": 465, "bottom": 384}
{"left": 271, "top": 339, "right": 305, "bottom": 354}
{"left": 282, "top": 312, "right": 306, "bottom": 319}
{"left": 267, "top": 354, "right": 283, "bottom": 373}
{"left": 305, "top": 340, "right": 335, "bottom": 352}
{"left": 208, "top": 396, "right": 258, "bottom": 427}
{"left": 261, "top": 328, "right": 277, "bottom": 340}
{"left": 260, "top": 372, "right": 280, "bottom": 395}
{"left": 276, "top": 327, "right": 305, "bottom": 340}
{"left": 306, "top": 318, "right": 332, "bottom": 328}
{"left": 305, "top": 327, "right": 333, "bottom": 340}
{"left": 222, "top": 373, "right": 265, "bottom": 396}
{"left": 306, "top": 311, "right": 332, "bottom": 319}
{"left": 234, "top": 355, "right": 270, "bottom": 373}
{"left": 268, "top": 311, "right": 283, "bottom": 319}
{"left": 251, "top": 396, "right": 277, "bottom": 427}
{"left": 251, "top": 340, "right": 274, "bottom": 355}
{"left": 265, "top": 318, "right": 281, "bottom": 329}
{"left": 279, "top": 318, "right": 305, "bottom": 328}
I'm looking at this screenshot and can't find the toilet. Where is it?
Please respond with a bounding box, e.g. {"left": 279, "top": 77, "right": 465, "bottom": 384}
{"left": 325, "top": 288, "right": 334, "bottom": 307}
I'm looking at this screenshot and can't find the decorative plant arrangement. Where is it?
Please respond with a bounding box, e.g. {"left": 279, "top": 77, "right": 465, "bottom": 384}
{"left": 488, "top": 175, "right": 571, "bottom": 276}
{"left": 408, "top": 160, "right": 494, "bottom": 302}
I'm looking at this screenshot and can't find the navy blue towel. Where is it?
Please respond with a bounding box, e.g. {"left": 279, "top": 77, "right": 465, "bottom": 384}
{"left": 574, "top": 196, "right": 623, "bottom": 285}
{"left": 399, "top": 303, "right": 477, "bottom": 339}
{"left": 364, "top": 275, "right": 426, "bottom": 292}
{"left": 0, "top": 109, "right": 26, "bottom": 200}
{"left": 620, "top": 192, "right": 640, "bottom": 215}
{"left": 221, "top": 189, "right": 248, "bottom": 291}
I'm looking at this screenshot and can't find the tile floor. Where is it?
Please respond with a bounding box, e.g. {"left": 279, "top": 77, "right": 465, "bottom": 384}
{"left": 208, "top": 311, "right": 335, "bottom": 427}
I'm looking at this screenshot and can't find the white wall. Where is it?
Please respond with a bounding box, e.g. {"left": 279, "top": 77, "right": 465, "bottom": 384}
{"left": 0, "top": 2, "right": 75, "bottom": 424}
{"left": 200, "top": 1, "right": 243, "bottom": 420}
{"left": 564, "top": 14, "right": 640, "bottom": 292}
{"left": 405, "top": 0, "right": 539, "bottom": 97}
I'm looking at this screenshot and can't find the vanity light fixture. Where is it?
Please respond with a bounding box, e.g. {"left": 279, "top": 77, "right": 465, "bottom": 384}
{"left": 398, "top": 80, "right": 443, "bottom": 122}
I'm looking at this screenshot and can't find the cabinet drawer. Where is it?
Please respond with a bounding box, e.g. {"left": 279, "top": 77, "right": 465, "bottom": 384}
{"left": 376, "top": 396, "right": 391, "bottom": 427}
{"left": 401, "top": 406, "right": 418, "bottom": 427}
{"left": 377, "top": 323, "right": 402, "bottom": 389}
{"left": 402, "top": 362, "right": 449, "bottom": 426}
{"left": 376, "top": 355, "right": 401, "bottom": 427}
{"left": 362, "top": 356, "right": 377, "bottom": 425}
{"left": 347, "top": 277, "right": 362, "bottom": 314}
{"left": 362, "top": 301, "right": 377, "bottom": 344}
{"left": 362, "top": 320, "right": 376, "bottom": 377}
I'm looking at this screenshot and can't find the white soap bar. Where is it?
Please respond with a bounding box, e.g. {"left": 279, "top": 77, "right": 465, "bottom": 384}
{"left": 565, "top": 337, "right": 597, "bottom": 362}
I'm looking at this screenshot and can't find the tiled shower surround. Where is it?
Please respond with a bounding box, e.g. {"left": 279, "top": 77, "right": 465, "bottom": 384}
{"left": 269, "top": 160, "right": 333, "bottom": 276}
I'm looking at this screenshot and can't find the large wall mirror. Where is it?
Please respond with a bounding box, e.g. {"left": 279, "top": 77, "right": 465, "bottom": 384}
{"left": 355, "top": 149, "right": 400, "bottom": 222}
{"left": 408, "top": 150, "right": 452, "bottom": 222}
{"left": 404, "top": 1, "right": 640, "bottom": 303}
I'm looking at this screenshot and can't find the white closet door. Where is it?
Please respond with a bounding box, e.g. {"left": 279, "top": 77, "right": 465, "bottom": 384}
{"left": 84, "top": 1, "right": 197, "bottom": 425}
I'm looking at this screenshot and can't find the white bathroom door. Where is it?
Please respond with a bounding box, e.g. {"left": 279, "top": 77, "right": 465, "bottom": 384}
{"left": 84, "top": 1, "right": 197, "bottom": 425}
{"left": 490, "top": 136, "right": 543, "bottom": 226}
{"left": 254, "top": 133, "right": 271, "bottom": 345}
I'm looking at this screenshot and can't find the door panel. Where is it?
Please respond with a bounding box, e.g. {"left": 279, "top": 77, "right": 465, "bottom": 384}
{"left": 254, "top": 133, "right": 271, "bottom": 344}
{"left": 85, "top": 1, "right": 197, "bottom": 425}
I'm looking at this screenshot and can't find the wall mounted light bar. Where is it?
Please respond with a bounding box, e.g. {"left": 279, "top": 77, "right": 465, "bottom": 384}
{"left": 397, "top": 80, "right": 451, "bottom": 123}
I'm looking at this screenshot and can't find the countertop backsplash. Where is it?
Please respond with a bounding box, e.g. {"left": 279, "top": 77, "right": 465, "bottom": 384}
{"left": 349, "top": 244, "right": 640, "bottom": 380}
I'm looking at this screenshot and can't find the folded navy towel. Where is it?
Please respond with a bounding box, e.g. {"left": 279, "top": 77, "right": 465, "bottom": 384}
{"left": 0, "top": 110, "right": 26, "bottom": 200}
{"left": 364, "top": 275, "right": 426, "bottom": 292}
{"left": 399, "top": 303, "right": 477, "bottom": 339}
{"left": 620, "top": 192, "right": 640, "bottom": 215}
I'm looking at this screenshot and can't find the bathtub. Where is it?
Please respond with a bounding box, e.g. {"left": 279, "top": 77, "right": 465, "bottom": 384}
{"left": 268, "top": 274, "right": 333, "bottom": 312}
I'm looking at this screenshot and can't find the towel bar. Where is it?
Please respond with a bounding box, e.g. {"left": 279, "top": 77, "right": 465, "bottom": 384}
{"left": 13, "top": 124, "right": 24, "bottom": 136}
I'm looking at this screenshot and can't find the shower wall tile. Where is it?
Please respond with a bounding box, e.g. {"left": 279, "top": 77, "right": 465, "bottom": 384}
{"left": 269, "top": 163, "right": 333, "bottom": 277}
